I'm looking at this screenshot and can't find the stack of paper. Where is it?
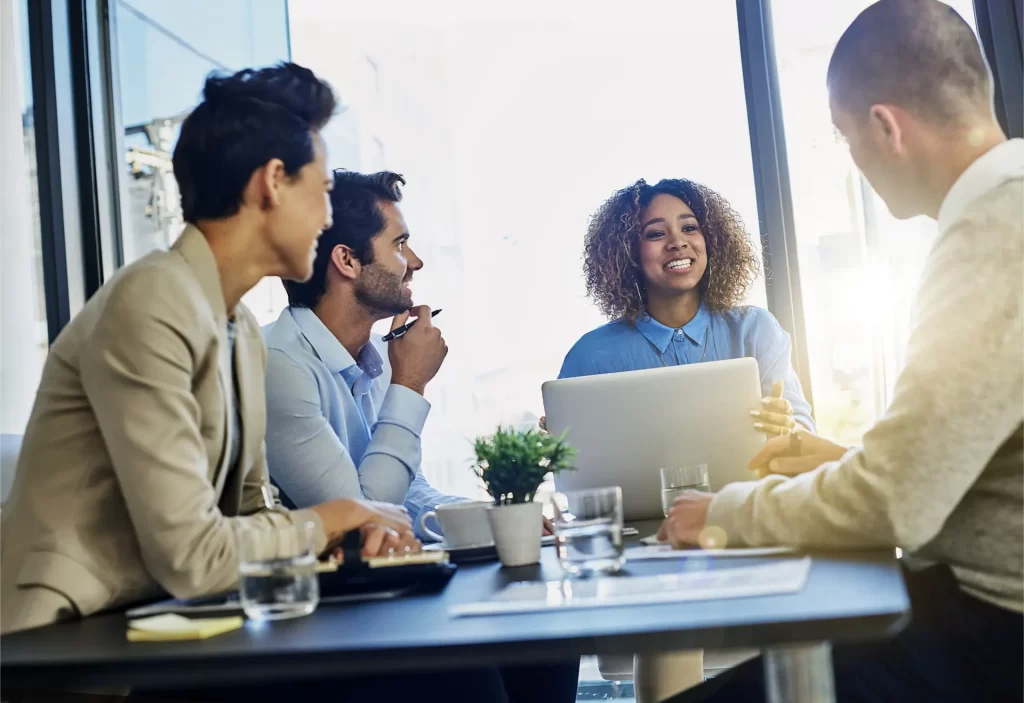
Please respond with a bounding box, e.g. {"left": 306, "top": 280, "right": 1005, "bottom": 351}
{"left": 127, "top": 613, "right": 244, "bottom": 642}
{"left": 449, "top": 557, "right": 812, "bottom": 617}
{"left": 628, "top": 544, "right": 797, "bottom": 560}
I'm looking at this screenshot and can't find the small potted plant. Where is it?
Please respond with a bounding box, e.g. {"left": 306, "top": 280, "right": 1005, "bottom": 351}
{"left": 473, "top": 426, "right": 576, "bottom": 567}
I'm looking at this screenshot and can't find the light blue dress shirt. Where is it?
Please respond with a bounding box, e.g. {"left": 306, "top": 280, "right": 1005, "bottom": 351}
{"left": 263, "top": 306, "right": 465, "bottom": 539}
{"left": 559, "top": 303, "right": 815, "bottom": 431}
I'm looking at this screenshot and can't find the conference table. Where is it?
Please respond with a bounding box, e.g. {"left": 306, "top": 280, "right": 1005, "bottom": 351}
{"left": 1, "top": 540, "right": 910, "bottom": 703}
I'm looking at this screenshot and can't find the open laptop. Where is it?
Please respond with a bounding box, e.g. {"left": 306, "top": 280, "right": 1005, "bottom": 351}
{"left": 541, "top": 358, "right": 766, "bottom": 520}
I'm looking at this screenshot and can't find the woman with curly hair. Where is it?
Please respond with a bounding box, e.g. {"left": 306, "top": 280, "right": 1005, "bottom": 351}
{"left": 558, "top": 177, "right": 814, "bottom": 434}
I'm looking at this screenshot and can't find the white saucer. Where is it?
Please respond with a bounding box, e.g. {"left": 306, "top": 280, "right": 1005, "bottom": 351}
{"left": 423, "top": 535, "right": 556, "bottom": 551}
{"left": 423, "top": 540, "right": 494, "bottom": 552}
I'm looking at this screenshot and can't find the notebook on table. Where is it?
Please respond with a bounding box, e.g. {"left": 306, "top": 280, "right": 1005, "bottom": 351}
{"left": 127, "top": 550, "right": 456, "bottom": 619}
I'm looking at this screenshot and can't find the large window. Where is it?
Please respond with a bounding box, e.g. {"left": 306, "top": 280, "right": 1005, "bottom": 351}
{"left": 772, "top": 0, "right": 977, "bottom": 445}
{"left": 1, "top": 0, "right": 48, "bottom": 437}
{"left": 111, "top": 0, "right": 291, "bottom": 323}
{"left": 289, "top": 0, "right": 766, "bottom": 501}
{"left": 5, "top": 0, "right": 1020, "bottom": 697}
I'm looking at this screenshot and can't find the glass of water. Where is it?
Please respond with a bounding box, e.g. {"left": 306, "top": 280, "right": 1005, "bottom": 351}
{"left": 238, "top": 521, "right": 319, "bottom": 621}
{"left": 660, "top": 464, "right": 711, "bottom": 516}
{"left": 551, "top": 486, "right": 625, "bottom": 576}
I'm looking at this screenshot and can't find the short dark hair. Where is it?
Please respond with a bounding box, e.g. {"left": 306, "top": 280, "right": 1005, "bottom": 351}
{"left": 284, "top": 170, "right": 406, "bottom": 309}
{"left": 173, "top": 62, "right": 337, "bottom": 223}
{"left": 827, "top": 0, "right": 992, "bottom": 125}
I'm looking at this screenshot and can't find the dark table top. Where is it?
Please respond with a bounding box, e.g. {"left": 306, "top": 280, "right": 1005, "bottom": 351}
{"left": 0, "top": 546, "right": 909, "bottom": 689}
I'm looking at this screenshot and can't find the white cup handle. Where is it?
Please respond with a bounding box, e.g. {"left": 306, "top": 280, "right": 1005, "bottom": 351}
{"left": 417, "top": 510, "right": 445, "bottom": 542}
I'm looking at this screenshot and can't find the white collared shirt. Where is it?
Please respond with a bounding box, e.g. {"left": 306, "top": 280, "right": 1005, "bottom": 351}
{"left": 938, "top": 138, "right": 1024, "bottom": 234}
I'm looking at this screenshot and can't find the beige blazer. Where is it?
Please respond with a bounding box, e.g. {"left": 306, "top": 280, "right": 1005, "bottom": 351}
{"left": 1, "top": 226, "right": 326, "bottom": 634}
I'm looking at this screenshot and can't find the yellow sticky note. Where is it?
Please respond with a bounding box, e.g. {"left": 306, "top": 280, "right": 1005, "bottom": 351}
{"left": 127, "top": 613, "right": 244, "bottom": 642}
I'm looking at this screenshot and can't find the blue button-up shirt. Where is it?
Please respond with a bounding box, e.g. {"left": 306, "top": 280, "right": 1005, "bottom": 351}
{"left": 263, "top": 307, "right": 464, "bottom": 539}
{"left": 559, "top": 304, "right": 815, "bottom": 431}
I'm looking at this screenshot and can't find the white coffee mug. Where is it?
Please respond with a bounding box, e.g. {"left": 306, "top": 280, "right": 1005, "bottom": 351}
{"left": 417, "top": 502, "right": 493, "bottom": 548}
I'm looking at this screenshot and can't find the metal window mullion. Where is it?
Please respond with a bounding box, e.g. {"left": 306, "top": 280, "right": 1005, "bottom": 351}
{"left": 973, "top": 0, "right": 1024, "bottom": 139}
{"left": 736, "top": 0, "right": 815, "bottom": 409}
{"left": 81, "top": 0, "right": 125, "bottom": 282}
{"left": 27, "top": 0, "right": 72, "bottom": 343}
{"left": 68, "top": 0, "right": 105, "bottom": 297}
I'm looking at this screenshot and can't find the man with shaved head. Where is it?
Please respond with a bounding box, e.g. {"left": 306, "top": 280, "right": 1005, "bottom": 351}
{"left": 661, "top": 1, "right": 1022, "bottom": 700}
{"left": 827, "top": 0, "right": 1010, "bottom": 219}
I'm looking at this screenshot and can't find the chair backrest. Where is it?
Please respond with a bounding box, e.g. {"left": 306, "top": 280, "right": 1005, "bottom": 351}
{"left": 0, "top": 434, "right": 23, "bottom": 504}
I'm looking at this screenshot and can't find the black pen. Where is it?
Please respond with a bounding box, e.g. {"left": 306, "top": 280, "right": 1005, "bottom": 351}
{"left": 382, "top": 309, "right": 442, "bottom": 342}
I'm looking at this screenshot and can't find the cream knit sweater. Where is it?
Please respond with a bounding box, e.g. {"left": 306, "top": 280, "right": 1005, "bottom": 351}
{"left": 709, "top": 140, "right": 1024, "bottom": 613}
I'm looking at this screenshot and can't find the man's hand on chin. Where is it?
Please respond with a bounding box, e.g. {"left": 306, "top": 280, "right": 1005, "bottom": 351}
{"left": 656, "top": 491, "right": 727, "bottom": 549}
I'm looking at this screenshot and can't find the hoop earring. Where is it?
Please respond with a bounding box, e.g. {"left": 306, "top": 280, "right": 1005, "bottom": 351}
{"left": 635, "top": 279, "right": 651, "bottom": 322}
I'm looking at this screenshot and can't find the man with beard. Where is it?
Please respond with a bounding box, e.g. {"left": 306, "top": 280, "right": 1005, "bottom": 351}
{"left": 263, "top": 169, "right": 465, "bottom": 532}
{"left": 263, "top": 169, "right": 580, "bottom": 703}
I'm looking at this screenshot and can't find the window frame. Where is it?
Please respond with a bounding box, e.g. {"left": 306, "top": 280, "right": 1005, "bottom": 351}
{"left": 27, "top": 0, "right": 75, "bottom": 342}
{"left": 974, "top": 0, "right": 1024, "bottom": 139}
{"left": 23, "top": 0, "right": 1023, "bottom": 370}
{"left": 735, "top": 0, "right": 816, "bottom": 409}
{"left": 26, "top": 0, "right": 122, "bottom": 342}
{"left": 732, "top": 0, "right": 1021, "bottom": 422}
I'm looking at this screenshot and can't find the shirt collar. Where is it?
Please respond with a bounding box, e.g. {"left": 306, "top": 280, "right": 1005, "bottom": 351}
{"left": 288, "top": 307, "right": 384, "bottom": 387}
{"left": 634, "top": 302, "right": 711, "bottom": 353}
{"left": 937, "top": 138, "right": 1024, "bottom": 234}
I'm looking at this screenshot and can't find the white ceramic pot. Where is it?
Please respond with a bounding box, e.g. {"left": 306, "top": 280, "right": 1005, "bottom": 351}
{"left": 486, "top": 501, "right": 543, "bottom": 567}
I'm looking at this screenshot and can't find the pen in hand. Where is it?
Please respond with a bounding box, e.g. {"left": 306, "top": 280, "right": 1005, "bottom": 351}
{"left": 382, "top": 309, "right": 442, "bottom": 342}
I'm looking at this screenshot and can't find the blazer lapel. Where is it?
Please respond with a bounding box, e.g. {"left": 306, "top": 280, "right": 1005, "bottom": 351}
{"left": 171, "top": 226, "right": 233, "bottom": 491}
{"left": 219, "top": 318, "right": 263, "bottom": 514}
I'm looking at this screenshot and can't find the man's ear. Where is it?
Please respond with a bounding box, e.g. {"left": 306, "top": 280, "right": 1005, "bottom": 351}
{"left": 330, "top": 244, "right": 361, "bottom": 281}
{"left": 245, "top": 158, "right": 287, "bottom": 211}
{"left": 869, "top": 104, "right": 906, "bottom": 155}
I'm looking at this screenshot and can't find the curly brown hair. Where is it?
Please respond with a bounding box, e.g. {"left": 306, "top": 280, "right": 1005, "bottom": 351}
{"left": 582, "top": 178, "right": 761, "bottom": 323}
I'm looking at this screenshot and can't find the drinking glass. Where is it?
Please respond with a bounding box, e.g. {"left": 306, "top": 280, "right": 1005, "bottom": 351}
{"left": 551, "top": 486, "right": 625, "bottom": 576}
{"left": 660, "top": 464, "right": 711, "bottom": 516}
{"left": 238, "top": 521, "right": 319, "bottom": 621}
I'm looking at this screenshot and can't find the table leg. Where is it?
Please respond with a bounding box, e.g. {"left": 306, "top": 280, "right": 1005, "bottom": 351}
{"left": 763, "top": 642, "right": 836, "bottom": 703}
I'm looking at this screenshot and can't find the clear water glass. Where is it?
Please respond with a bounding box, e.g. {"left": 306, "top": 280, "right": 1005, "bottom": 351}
{"left": 660, "top": 464, "right": 711, "bottom": 517}
{"left": 238, "top": 521, "right": 319, "bottom": 621}
{"left": 552, "top": 486, "right": 625, "bottom": 576}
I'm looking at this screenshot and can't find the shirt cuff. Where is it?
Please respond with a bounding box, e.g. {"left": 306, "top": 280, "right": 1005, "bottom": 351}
{"left": 377, "top": 384, "right": 431, "bottom": 435}
{"left": 706, "top": 481, "right": 760, "bottom": 548}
